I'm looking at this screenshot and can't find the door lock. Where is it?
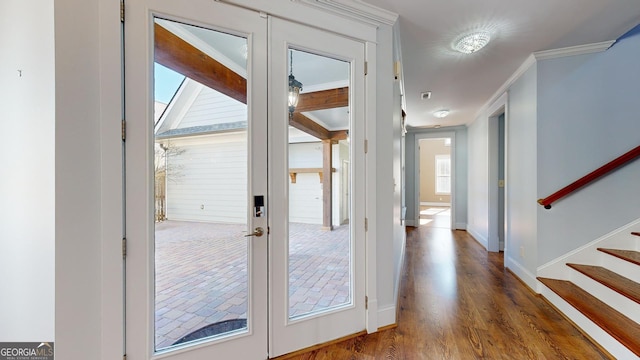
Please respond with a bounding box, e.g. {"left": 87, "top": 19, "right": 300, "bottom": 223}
{"left": 244, "top": 227, "right": 264, "bottom": 237}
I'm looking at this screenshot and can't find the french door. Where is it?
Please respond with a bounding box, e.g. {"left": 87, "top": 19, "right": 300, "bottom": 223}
{"left": 268, "top": 17, "right": 366, "bottom": 357}
{"left": 125, "top": 1, "right": 365, "bottom": 359}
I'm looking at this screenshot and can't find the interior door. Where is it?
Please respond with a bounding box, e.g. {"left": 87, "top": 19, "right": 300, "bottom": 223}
{"left": 125, "top": 1, "right": 268, "bottom": 358}
{"left": 269, "top": 17, "right": 367, "bottom": 357}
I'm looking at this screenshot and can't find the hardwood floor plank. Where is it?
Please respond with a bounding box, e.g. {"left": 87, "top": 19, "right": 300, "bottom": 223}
{"left": 278, "top": 226, "right": 610, "bottom": 359}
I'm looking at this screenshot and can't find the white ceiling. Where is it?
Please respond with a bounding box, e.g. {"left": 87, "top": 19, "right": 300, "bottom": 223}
{"left": 361, "top": 0, "right": 640, "bottom": 128}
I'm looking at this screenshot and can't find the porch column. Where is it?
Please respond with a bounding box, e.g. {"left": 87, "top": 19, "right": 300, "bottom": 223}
{"left": 322, "top": 139, "right": 333, "bottom": 231}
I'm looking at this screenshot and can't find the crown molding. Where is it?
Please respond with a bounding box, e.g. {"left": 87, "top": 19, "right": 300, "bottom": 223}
{"left": 533, "top": 40, "right": 616, "bottom": 60}
{"left": 299, "top": 0, "right": 398, "bottom": 26}
{"left": 474, "top": 54, "right": 536, "bottom": 122}
{"left": 473, "top": 39, "right": 617, "bottom": 123}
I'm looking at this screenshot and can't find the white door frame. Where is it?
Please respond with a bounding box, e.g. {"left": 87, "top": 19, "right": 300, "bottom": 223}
{"left": 487, "top": 92, "right": 509, "bottom": 253}
{"left": 414, "top": 132, "right": 456, "bottom": 229}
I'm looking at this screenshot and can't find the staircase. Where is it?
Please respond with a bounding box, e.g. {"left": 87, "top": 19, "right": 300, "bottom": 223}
{"left": 537, "top": 224, "right": 640, "bottom": 359}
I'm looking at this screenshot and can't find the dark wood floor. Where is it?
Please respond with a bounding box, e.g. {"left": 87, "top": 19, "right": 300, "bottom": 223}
{"left": 280, "top": 225, "right": 611, "bottom": 359}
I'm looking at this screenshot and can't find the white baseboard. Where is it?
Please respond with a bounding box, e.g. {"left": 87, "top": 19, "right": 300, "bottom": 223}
{"left": 454, "top": 223, "right": 467, "bottom": 230}
{"left": 505, "top": 255, "right": 537, "bottom": 291}
{"left": 467, "top": 226, "right": 488, "bottom": 250}
{"left": 376, "top": 305, "right": 396, "bottom": 329}
{"left": 405, "top": 220, "right": 416, "bottom": 227}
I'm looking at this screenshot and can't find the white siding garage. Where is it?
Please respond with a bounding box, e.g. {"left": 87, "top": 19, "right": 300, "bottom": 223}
{"left": 163, "top": 132, "right": 248, "bottom": 224}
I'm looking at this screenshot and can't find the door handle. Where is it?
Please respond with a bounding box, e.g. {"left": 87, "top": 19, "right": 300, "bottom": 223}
{"left": 244, "top": 227, "right": 264, "bottom": 237}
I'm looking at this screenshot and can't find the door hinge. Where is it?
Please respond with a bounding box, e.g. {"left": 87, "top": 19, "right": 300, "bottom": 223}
{"left": 365, "top": 218, "right": 368, "bottom": 232}
{"left": 364, "top": 139, "right": 368, "bottom": 154}
{"left": 121, "top": 119, "right": 126, "bottom": 141}
{"left": 365, "top": 296, "right": 368, "bottom": 310}
{"left": 120, "top": 0, "right": 125, "bottom": 22}
{"left": 122, "top": 238, "right": 127, "bottom": 259}
{"left": 364, "top": 61, "right": 368, "bottom": 76}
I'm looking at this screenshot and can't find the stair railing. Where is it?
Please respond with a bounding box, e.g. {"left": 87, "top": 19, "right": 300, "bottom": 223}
{"left": 538, "top": 145, "right": 640, "bottom": 209}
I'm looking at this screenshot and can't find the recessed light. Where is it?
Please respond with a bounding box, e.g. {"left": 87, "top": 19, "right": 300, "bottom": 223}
{"left": 453, "top": 31, "right": 491, "bottom": 54}
{"left": 421, "top": 91, "right": 432, "bottom": 100}
{"left": 433, "top": 110, "right": 450, "bottom": 118}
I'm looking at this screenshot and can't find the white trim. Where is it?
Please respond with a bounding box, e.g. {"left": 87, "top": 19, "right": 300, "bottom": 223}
{"left": 376, "top": 305, "right": 396, "bottom": 329}
{"left": 365, "top": 40, "right": 378, "bottom": 334}
{"left": 455, "top": 223, "right": 467, "bottom": 230}
{"left": 487, "top": 93, "right": 508, "bottom": 253}
{"left": 404, "top": 220, "right": 416, "bottom": 227}
{"left": 475, "top": 40, "right": 616, "bottom": 122}
{"left": 533, "top": 40, "right": 616, "bottom": 61}
{"left": 467, "top": 225, "right": 488, "bottom": 250}
{"left": 475, "top": 54, "right": 535, "bottom": 121}
{"left": 505, "top": 255, "right": 537, "bottom": 291}
{"left": 420, "top": 201, "right": 449, "bottom": 207}
{"left": 301, "top": 0, "right": 398, "bottom": 26}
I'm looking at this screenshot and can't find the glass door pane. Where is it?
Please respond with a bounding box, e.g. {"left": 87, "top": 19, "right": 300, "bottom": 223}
{"left": 286, "top": 49, "right": 352, "bottom": 319}
{"left": 153, "top": 17, "right": 251, "bottom": 351}
{"left": 269, "top": 17, "right": 366, "bottom": 357}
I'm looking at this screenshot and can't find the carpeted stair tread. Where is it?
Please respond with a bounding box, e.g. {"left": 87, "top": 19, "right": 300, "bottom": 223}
{"left": 567, "top": 264, "right": 640, "bottom": 304}
{"left": 597, "top": 248, "right": 640, "bottom": 266}
{"left": 537, "top": 277, "right": 640, "bottom": 357}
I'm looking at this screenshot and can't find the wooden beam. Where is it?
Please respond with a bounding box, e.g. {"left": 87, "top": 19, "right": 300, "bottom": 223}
{"left": 289, "top": 112, "right": 331, "bottom": 140}
{"left": 154, "top": 23, "right": 247, "bottom": 104}
{"left": 295, "top": 87, "right": 349, "bottom": 113}
{"left": 330, "top": 130, "right": 348, "bottom": 141}
{"left": 155, "top": 23, "right": 349, "bottom": 142}
{"left": 322, "top": 140, "right": 333, "bottom": 231}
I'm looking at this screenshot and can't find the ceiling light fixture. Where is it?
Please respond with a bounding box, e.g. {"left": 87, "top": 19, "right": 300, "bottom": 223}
{"left": 453, "top": 31, "right": 491, "bottom": 54}
{"left": 433, "top": 109, "right": 450, "bottom": 118}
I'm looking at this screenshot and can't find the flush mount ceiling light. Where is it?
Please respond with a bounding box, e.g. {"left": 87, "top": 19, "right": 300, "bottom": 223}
{"left": 433, "top": 109, "right": 450, "bottom": 118}
{"left": 453, "top": 31, "right": 491, "bottom": 54}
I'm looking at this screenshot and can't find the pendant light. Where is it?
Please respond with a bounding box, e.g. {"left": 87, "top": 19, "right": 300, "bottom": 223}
{"left": 288, "top": 50, "right": 303, "bottom": 116}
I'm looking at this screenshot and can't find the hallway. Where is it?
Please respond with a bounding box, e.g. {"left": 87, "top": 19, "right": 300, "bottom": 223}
{"left": 283, "top": 226, "right": 609, "bottom": 359}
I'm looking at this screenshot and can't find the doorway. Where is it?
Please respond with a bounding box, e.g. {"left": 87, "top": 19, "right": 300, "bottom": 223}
{"left": 414, "top": 133, "right": 456, "bottom": 229}
{"left": 418, "top": 138, "right": 451, "bottom": 229}
{"left": 124, "top": 2, "right": 366, "bottom": 359}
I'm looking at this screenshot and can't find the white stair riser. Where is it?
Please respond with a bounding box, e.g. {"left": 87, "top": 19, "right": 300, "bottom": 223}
{"left": 600, "top": 255, "right": 640, "bottom": 283}
{"left": 539, "top": 286, "right": 638, "bottom": 360}
{"left": 569, "top": 270, "right": 640, "bottom": 324}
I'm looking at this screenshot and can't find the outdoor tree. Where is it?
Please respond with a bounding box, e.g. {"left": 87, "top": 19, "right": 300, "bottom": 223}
{"left": 155, "top": 142, "right": 185, "bottom": 221}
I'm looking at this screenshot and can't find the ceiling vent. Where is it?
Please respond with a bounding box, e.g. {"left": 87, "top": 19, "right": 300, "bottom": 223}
{"left": 421, "top": 91, "right": 432, "bottom": 100}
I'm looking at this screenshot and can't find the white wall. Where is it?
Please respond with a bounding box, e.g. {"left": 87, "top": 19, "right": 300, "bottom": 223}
{"left": 505, "top": 65, "right": 538, "bottom": 287}
{"left": 536, "top": 30, "right": 640, "bottom": 265}
{"left": 467, "top": 119, "right": 490, "bottom": 248}
{"left": 0, "top": 0, "right": 55, "bottom": 342}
